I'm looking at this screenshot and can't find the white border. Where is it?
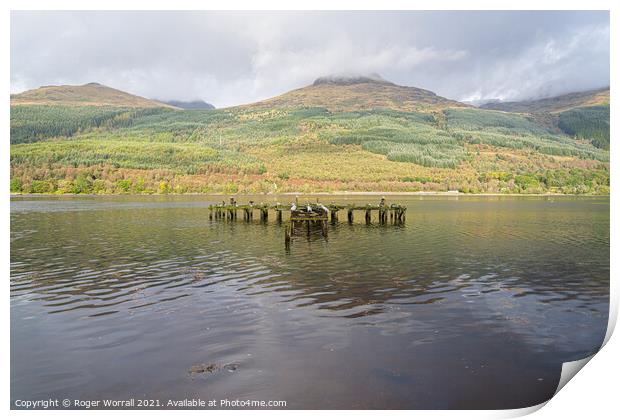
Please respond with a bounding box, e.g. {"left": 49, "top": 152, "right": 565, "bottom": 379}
{"left": 3, "top": 1, "right": 617, "bottom": 419}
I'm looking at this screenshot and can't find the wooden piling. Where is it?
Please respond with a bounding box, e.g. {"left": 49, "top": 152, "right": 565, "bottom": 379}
{"left": 285, "top": 223, "right": 291, "bottom": 246}
{"left": 330, "top": 209, "right": 338, "bottom": 223}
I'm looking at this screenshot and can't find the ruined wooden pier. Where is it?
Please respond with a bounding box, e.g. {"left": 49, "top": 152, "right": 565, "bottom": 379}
{"left": 208, "top": 201, "right": 407, "bottom": 224}
{"left": 208, "top": 198, "right": 406, "bottom": 245}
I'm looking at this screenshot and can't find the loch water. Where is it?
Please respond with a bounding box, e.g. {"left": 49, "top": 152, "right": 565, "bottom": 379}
{"left": 10, "top": 195, "right": 609, "bottom": 409}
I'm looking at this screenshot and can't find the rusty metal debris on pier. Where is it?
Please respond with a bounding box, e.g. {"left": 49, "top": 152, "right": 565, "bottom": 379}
{"left": 208, "top": 197, "right": 406, "bottom": 246}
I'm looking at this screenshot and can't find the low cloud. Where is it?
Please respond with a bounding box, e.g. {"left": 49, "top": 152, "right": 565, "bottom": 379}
{"left": 459, "top": 24, "right": 610, "bottom": 103}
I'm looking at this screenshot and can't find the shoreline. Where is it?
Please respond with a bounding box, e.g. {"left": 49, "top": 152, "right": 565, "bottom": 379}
{"left": 10, "top": 191, "right": 610, "bottom": 198}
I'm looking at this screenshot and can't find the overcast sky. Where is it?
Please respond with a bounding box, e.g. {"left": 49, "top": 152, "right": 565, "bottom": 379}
{"left": 11, "top": 11, "right": 610, "bottom": 107}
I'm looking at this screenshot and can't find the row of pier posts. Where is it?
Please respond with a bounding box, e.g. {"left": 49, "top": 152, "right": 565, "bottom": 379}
{"left": 210, "top": 206, "right": 406, "bottom": 224}
{"left": 331, "top": 206, "right": 404, "bottom": 225}
{"left": 207, "top": 206, "right": 273, "bottom": 222}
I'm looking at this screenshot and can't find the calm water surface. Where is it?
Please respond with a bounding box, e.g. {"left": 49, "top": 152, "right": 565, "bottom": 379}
{"left": 10, "top": 195, "right": 609, "bottom": 409}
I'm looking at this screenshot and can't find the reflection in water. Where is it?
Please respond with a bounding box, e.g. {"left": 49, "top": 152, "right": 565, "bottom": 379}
{"left": 11, "top": 195, "right": 609, "bottom": 409}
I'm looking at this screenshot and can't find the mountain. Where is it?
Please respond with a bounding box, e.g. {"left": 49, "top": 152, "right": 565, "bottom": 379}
{"left": 10, "top": 82, "right": 177, "bottom": 108}
{"left": 10, "top": 77, "right": 609, "bottom": 195}
{"left": 480, "top": 88, "right": 609, "bottom": 113}
{"left": 241, "top": 75, "right": 468, "bottom": 112}
{"left": 161, "top": 100, "right": 215, "bottom": 110}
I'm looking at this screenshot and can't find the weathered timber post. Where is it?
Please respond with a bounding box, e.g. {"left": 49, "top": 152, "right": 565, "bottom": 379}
{"left": 330, "top": 209, "right": 338, "bottom": 224}
{"left": 285, "top": 223, "right": 291, "bottom": 247}
{"left": 392, "top": 207, "right": 399, "bottom": 223}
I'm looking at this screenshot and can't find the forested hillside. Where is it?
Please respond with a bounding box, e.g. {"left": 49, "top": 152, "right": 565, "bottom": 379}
{"left": 10, "top": 79, "right": 610, "bottom": 195}
{"left": 558, "top": 106, "right": 610, "bottom": 150}
{"left": 481, "top": 88, "right": 610, "bottom": 152}
{"left": 10, "top": 106, "right": 168, "bottom": 144}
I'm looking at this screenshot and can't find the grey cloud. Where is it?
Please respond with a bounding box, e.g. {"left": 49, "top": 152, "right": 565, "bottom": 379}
{"left": 11, "top": 11, "right": 609, "bottom": 107}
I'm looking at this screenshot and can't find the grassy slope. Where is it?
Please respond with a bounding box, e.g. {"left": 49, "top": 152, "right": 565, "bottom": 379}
{"left": 10, "top": 82, "right": 610, "bottom": 195}
{"left": 10, "top": 83, "right": 176, "bottom": 109}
